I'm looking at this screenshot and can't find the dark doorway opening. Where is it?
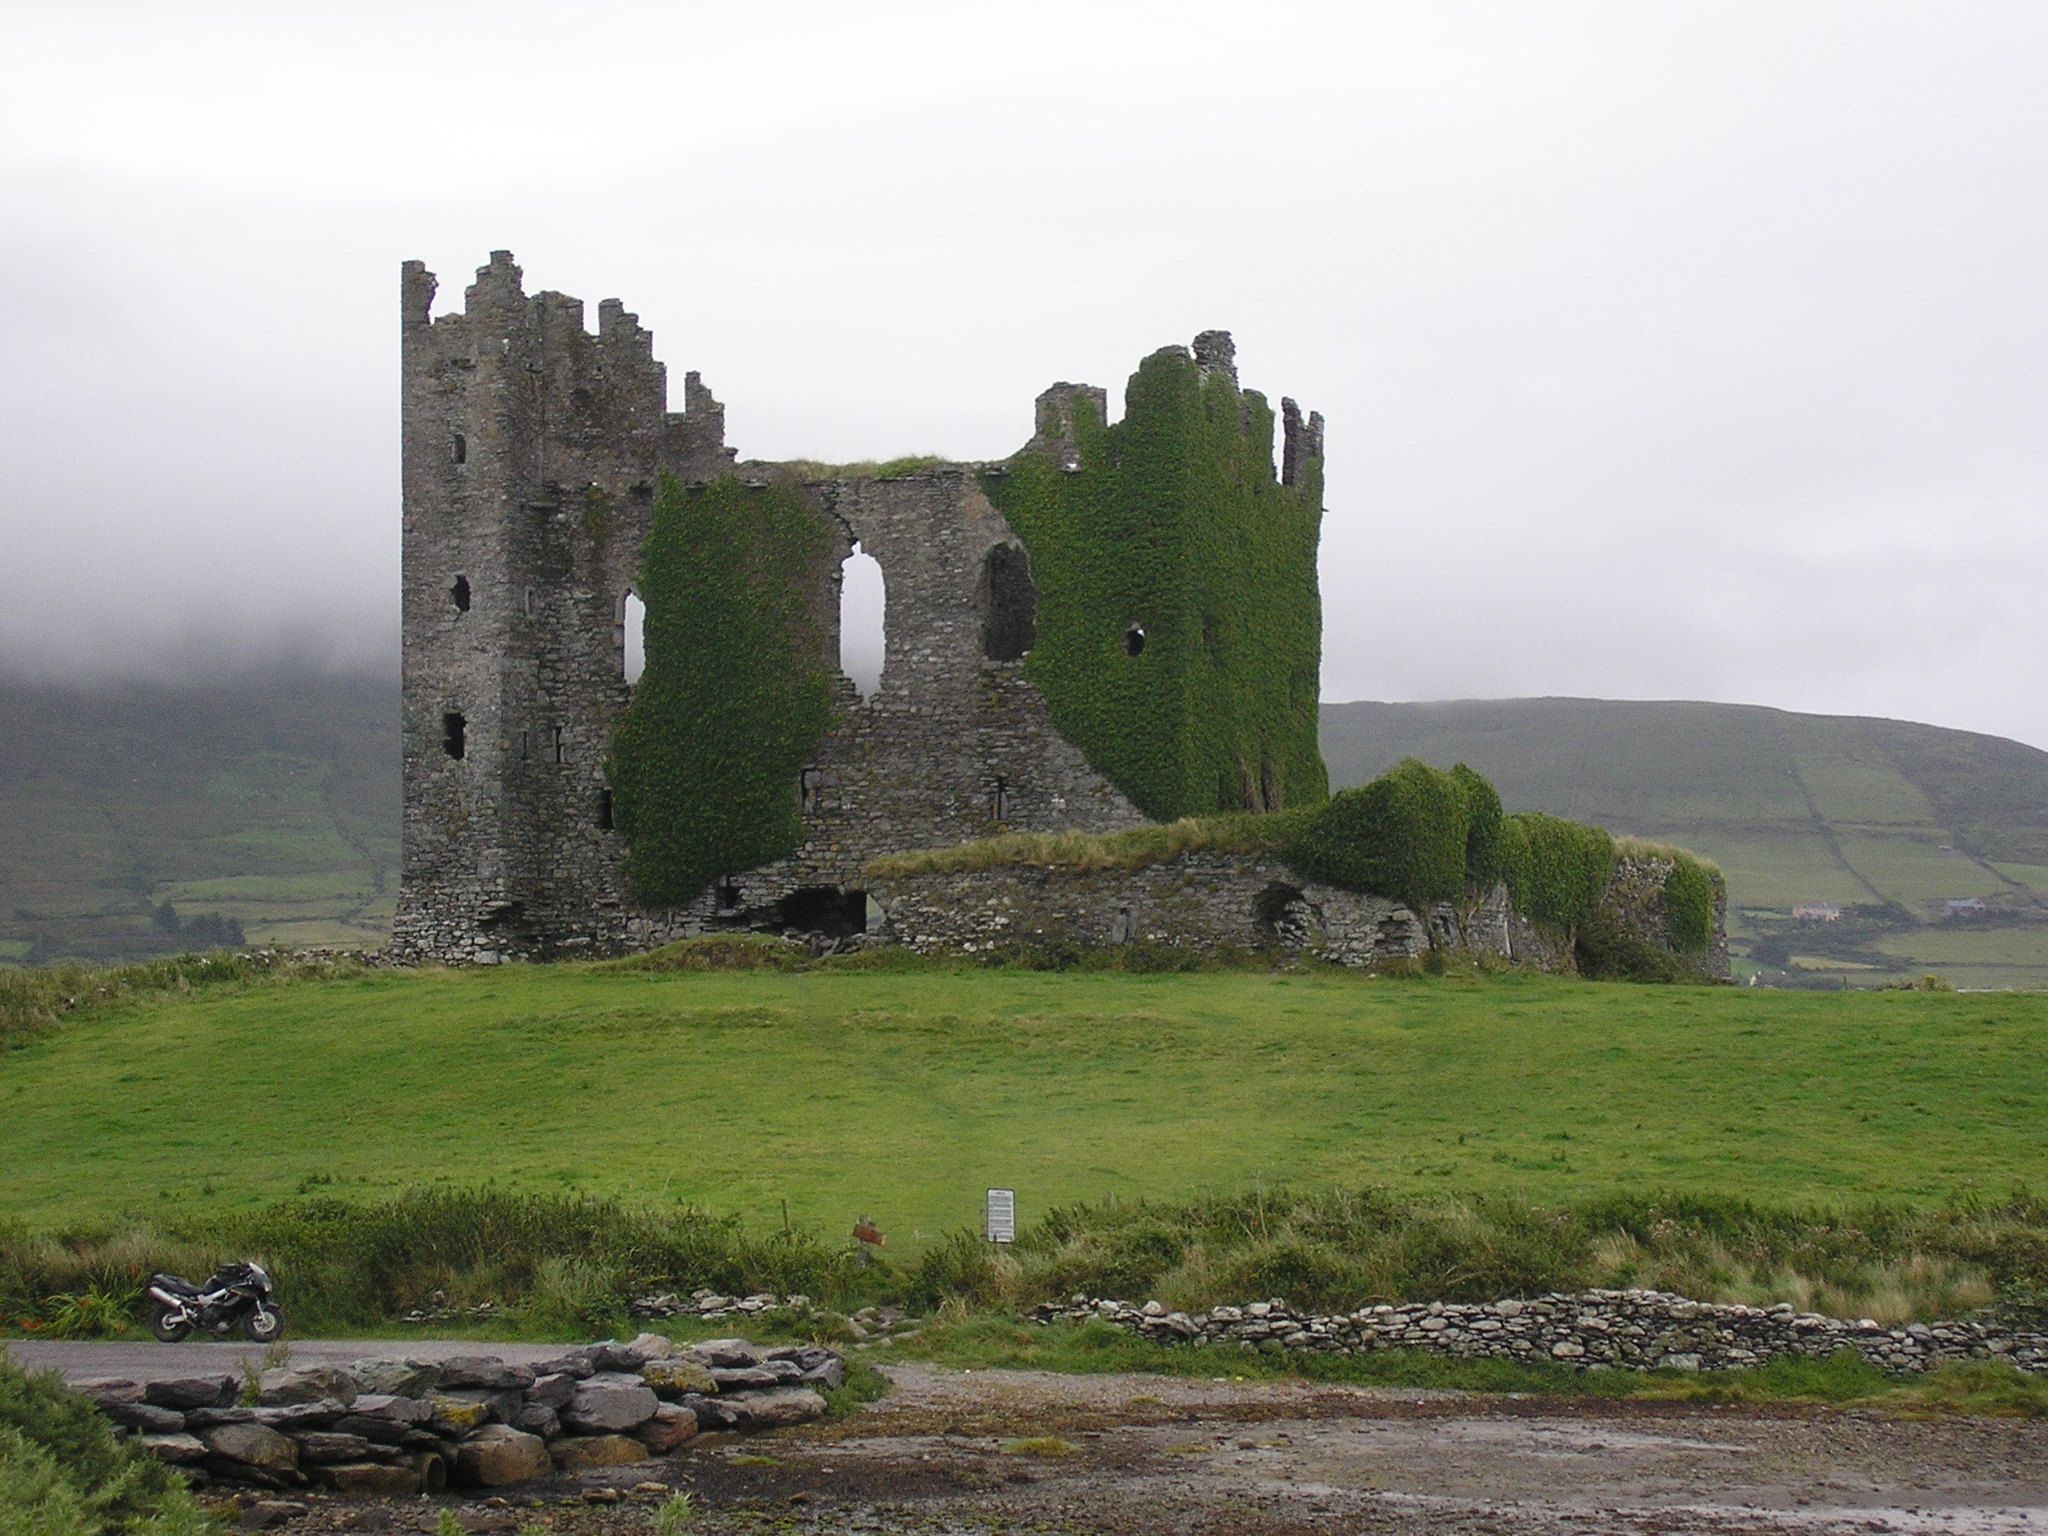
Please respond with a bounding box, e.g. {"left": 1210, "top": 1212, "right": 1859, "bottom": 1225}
{"left": 442, "top": 712, "right": 466, "bottom": 760}
{"left": 451, "top": 574, "right": 471, "bottom": 612}
{"left": 775, "top": 886, "right": 869, "bottom": 939}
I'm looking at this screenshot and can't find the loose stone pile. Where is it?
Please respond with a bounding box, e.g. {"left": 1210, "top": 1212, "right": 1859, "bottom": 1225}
{"left": 79, "top": 1333, "right": 842, "bottom": 1494}
{"left": 1034, "top": 1289, "right": 2048, "bottom": 1375}
{"left": 628, "top": 1289, "right": 810, "bottom": 1322}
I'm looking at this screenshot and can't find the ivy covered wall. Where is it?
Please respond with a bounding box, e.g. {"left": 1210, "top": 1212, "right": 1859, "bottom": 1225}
{"left": 981, "top": 346, "right": 1327, "bottom": 822}
{"left": 607, "top": 475, "right": 835, "bottom": 907}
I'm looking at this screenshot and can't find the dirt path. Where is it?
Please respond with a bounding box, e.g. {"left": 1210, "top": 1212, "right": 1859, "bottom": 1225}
{"left": 70, "top": 1355, "right": 2034, "bottom": 1536}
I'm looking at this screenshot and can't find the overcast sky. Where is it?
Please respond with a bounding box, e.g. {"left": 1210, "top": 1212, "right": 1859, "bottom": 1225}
{"left": 3, "top": 0, "right": 2043, "bottom": 748}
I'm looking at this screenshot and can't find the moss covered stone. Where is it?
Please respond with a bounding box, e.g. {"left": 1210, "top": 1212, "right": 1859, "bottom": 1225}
{"left": 608, "top": 474, "right": 835, "bottom": 906}
{"left": 981, "top": 347, "right": 1326, "bottom": 821}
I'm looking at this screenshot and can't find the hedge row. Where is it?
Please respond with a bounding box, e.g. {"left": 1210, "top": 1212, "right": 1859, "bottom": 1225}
{"left": 1283, "top": 760, "right": 1618, "bottom": 935}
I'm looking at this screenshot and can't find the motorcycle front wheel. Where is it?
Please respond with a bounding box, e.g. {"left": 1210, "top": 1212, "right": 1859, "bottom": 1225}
{"left": 149, "top": 1306, "right": 191, "bottom": 1343}
{"left": 242, "top": 1303, "right": 285, "bottom": 1343}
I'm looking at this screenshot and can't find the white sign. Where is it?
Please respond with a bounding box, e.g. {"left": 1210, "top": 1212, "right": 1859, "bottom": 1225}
{"left": 984, "top": 1187, "right": 1016, "bottom": 1244}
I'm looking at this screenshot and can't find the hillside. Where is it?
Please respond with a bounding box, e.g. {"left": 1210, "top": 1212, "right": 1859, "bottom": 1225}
{"left": 0, "top": 673, "right": 398, "bottom": 963}
{"left": 3, "top": 676, "right": 2044, "bottom": 988}
{"left": 1323, "top": 698, "right": 2048, "bottom": 989}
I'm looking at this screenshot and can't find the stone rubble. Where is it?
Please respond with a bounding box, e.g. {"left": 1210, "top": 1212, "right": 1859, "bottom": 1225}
{"left": 76, "top": 1333, "right": 843, "bottom": 1494}
{"left": 1032, "top": 1288, "right": 2048, "bottom": 1375}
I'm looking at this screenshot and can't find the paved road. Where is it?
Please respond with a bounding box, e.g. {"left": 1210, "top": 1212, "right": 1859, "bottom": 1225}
{"left": 2, "top": 1338, "right": 573, "bottom": 1383}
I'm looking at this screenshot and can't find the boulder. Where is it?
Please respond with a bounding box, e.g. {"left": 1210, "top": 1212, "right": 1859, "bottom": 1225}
{"left": 635, "top": 1403, "right": 697, "bottom": 1453}
{"left": 640, "top": 1358, "right": 717, "bottom": 1397}
{"left": 322, "top": 1461, "right": 422, "bottom": 1497}
{"left": 256, "top": 1366, "right": 359, "bottom": 1407}
{"left": 587, "top": 1341, "right": 651, "bottom": 1373}
{"left": 802, "top": 1357, "right": 847, "bottom": 1391}
{"left": 529, "top": 1352, "right": 597, "bottom": 1380}
{"left": 628, "top": 1332, "right": 677, "bottom": 1360}
{"left": 677, "top": 1394, "right": 738, "bottom": 1431}
{"left": 253, "top": 1399, "right": 349, "bottom": 1431}
{"left": 438, "top": 1356, "right": 535, "bottom": 1392}
{"left": 345, "top": 1393, "right": 431, "bottom": 1425}
{"left": 549, "top": 1433, "right": 648, "bottom": 1472}
{"left": 200, "top": 1422, "right": 300, "bottom": 1473}
{"left": 688, "top": 1337, "right": 763, "bottom": 1368}
{"left": 103, "top": 1400, "right": 188, "bottom": 1434}
{"left": 145, "top": 1375, "right": 236, "bottom": 1410}
{"left": 562, "top": 1374, "right": 659, "bottom": 1433}
{"left": 290, "top": 1431, "right": 379, "bottom": 1464}
{"left": 346, "top": 1358, "right": 442, "bottom": 1396}
{"left": 528, "top": 1372, "right": 580, "bottom": 1409}
{"left": 426, "top": 1393, "right": 493, "bottom": 1436}
{"left": 454, "top": 1424, "right": 552, "bottom": 1487}
{"left": 721, "top": 1387, "right": 826, "bottom": 1429}
{"left": 512, "top": 1403, "right": 560, "bottom": 1441}
{"left": 76, "top": 1378, "right": 144, "bottom": 1406}
{"left": 141, "top": 1432, "right": 207, "bottom": 1464}
{"left": 708, "top": 1365, "right": 782, "bottom": 1391}
{"left": 332, "top": 1414, "right": 409, "bottom": 1446}
{"left": 185, "top": 1406, "right": 256, "bottom": 1428}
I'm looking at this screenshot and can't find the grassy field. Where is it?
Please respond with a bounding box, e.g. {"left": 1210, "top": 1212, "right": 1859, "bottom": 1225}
{"left": 5, "top": 964, "right": 2045, "bottom": 1246}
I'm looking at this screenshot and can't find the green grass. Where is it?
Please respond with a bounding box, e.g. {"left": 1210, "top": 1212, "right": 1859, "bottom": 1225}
{"left": 898, "top": 1315, "right": 2048, "bottom": 1416}
{"left": 5, "top": 964, "right": 2047, "bottom": 1242}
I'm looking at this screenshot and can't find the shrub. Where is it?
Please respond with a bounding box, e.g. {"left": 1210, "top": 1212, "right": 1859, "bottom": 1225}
{"left": 1283, "top": 759, "right": 1468, "bottom": 910}
{"left": 0, "top": 1353, "right": 215, "bottom": 1533}
{"left": 1506, "top": 812, "right": 1615, "bottom": 933}
{"left": 1450, "top": 764, "right": 1506, "bottom": 890}
{"left": 1662, "top": 855, "right": 1717, "bottom": 954}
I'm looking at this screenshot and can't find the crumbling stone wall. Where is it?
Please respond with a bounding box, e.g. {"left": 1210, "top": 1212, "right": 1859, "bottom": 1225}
{"left": 396, "top": 253, "right": 1173, "bottom": 962}
{"left": 867, "top": 851, "right": 1720, "bottom": 975}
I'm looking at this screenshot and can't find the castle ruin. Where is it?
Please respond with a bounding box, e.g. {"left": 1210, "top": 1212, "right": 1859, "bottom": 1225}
{"left": 394, "top": 252, "right": 1326, "bottom": 962}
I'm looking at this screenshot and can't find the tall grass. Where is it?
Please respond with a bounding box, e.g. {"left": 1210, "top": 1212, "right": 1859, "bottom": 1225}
{"left": 1, "top": 1187, "right": 870, "bottom": 1335}
{"left": 0, "top": 949, "right": 370, "bottom": 1051}
{"left": 905, "top": 1186, "right": 2048, "bottom": 1325}
{"left": 864, "top": 812, "right": 1304, "bottom": 880}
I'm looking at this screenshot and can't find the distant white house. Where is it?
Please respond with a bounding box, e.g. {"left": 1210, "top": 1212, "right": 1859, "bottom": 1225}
{"left": 1942, "top": 897, "right": 1988, "bottom": 919}
{"left": 1791, "top": 903, "right": 1842, "bottom": 922}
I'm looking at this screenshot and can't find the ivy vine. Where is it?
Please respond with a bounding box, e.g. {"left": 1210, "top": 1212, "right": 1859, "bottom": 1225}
{"left": 607, "top": 474, "right": 835, "bottom": 906}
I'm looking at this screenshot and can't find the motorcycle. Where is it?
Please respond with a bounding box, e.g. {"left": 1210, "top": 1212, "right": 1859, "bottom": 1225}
{"left": 146, "top": 1260, "right": 284, "bottom": 1343}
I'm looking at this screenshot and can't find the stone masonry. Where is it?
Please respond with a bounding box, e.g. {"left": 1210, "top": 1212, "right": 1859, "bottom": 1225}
{"left": 395, "top": 253, "right": 1326, "bottom": 962}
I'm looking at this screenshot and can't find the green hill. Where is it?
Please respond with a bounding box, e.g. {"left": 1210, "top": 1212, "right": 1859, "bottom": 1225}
{"left": 1323, "top": 698, "right": 2048, "bottom": 989}
{"left": 0, "top": 674, "right": 398, "bottom": 963}
{"left": 3, "top": 677, "right": 2043, "bottom": 988}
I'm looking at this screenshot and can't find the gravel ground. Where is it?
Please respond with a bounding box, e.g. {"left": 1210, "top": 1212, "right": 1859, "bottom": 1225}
{"left": 50, "top": 1352, "right": 2031, "bottom": 1536}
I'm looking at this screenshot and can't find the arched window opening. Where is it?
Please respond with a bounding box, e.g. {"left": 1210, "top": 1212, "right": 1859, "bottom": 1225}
{"left": 621, "top": 590, "right": 646, "bottom": 685}
{"left": 450, "top": 574, "right": 471, "bottom": 612}
{"left": 452, "top": 433, "right": 466, "bottom": 465}
{"left": 442, "top": 712, "right": 466, "bottom": 760}
{"left": 1122, "top": 624, "right": 1147, "bottom": 657}
{"left": 840, "top": 542, "right": 885, "bottom": 699}
{"left": 979, "top": 543, "right": 1037, "bottom": 661}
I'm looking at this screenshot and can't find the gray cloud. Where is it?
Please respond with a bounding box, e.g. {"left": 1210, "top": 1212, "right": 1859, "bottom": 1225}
{"left": 2, "top": 0, "right": 2042, "bottom": 748}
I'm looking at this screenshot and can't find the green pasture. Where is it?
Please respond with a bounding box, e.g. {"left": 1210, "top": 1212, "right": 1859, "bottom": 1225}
{"left": 4, "top": 966, "right": 2044, "bottom": 1247}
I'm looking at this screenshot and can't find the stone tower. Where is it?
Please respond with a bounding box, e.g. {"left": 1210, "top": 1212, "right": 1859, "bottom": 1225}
{"left": 395, "top": 253, "right": 1323, "bottom": 962}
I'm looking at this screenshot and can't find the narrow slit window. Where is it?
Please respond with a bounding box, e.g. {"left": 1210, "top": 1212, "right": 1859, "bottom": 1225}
{"left": 452, "top": 433, "right": 467, "bottom": 465}
{"left": 524, "top": 587, "right": 536, "bottom": 617}
{"left": 992, "top": 776, "right": 1010, "bottom": 823}
{"left": 597, "top": 789, "right": 614, "bottom": 830}
{"left": 552, "top": 725, "right": 566, "bottom": 764}
{"left": 518, "top": 729, "right": 529, "bottom": 760}
{"left": 450, "top": 574, "right": 471, "bottom": 612}
{"left": 1122, "top": 624, "right": 1146, "bottom": 657}
{"left": 442, "top": 712, "right": 466, "bottom": 760}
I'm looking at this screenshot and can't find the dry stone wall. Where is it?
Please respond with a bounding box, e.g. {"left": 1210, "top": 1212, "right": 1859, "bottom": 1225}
{"left": 869, "top": 852, "right": 1620, "bottom": 973}
{"left": 81, "top": 1333, "right": 840, "bottom": 1495}
{"left": 1037, "top": 1290, "right": 2048, "bottom": 1375}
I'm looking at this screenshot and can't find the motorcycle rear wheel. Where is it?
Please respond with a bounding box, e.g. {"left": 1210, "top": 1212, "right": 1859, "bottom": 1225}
{"left": 242, "top": 1303, "right": 285, "bottom": 1343}
{"left": 149, "top": 1306, "right": 191, "bottom": 1343}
